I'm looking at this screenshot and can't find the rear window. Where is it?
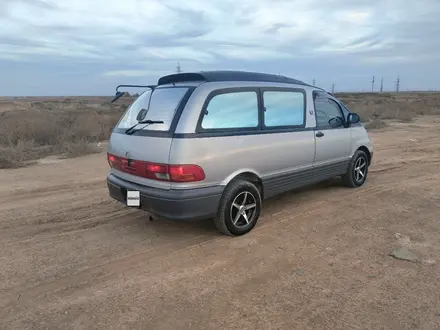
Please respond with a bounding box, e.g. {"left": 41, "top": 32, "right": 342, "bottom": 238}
{"left": 117, "top": 87, "right": 188, "bottom": 131}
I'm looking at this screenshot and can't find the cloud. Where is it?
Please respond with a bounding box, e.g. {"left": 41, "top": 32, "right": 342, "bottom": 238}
{"left": 103, "top": 69, "right": 171, "bottom": 78}
{"left": 1, "top": 0, "right": 440, "bottom": 95}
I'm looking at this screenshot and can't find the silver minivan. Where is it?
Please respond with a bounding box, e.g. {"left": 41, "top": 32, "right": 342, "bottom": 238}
{"left": 107, "top": 71, "right": 373, "bottom": 236}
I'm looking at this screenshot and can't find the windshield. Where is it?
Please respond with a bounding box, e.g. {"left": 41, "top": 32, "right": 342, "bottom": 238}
{"left": 117, "top": 87, "right": 189, "bottom": 131}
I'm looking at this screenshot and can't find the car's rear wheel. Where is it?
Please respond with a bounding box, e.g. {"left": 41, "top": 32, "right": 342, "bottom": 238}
{"left": 214, "top": 180, "right": 262, "bottom": 236}
{"left": 342, "top": 149, "right": 369, "bottom": 187}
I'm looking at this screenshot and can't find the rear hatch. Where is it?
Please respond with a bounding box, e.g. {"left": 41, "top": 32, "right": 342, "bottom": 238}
{"left": 107, "top": 86, "right": 190, "bottom": 190}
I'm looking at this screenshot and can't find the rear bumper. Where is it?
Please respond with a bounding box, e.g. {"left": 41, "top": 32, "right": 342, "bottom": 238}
{"left": 106, "top": 174, "right": 223, "bottom": 221}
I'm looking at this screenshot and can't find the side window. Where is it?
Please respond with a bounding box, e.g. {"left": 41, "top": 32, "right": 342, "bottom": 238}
{"left": 200, "top": 91, "right": 259, "bottom": 129}
{"left": 263, "top": 90, "right": 305, "bottom": 127}
{"left": 314, "top": 97, "right": 345, "bottom": 128}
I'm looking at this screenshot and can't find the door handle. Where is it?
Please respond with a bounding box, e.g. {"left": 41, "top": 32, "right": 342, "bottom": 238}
{"left": 316, "top": 131, "right": 324, "bottom": 138}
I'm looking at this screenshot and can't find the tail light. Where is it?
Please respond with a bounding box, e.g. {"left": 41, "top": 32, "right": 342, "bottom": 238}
{"left": 169, "top": 165, "right": 205, "bottom": 182}
{"left": 107, "top": 153, "right": 122, "bottom": 169}
{"left": 145, "top": 163, "right": 169, "bottom": 181}
{"left": 107, "top": 153, "right": 116, "bottom": 167}
{"left": 107, "top": 153, "right": 205, "bottom": 182}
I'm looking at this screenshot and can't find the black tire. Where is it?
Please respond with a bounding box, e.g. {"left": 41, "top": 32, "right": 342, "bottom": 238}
{"left": 342, "top": 149, "right": 369, "bottom": 188}
{"left": 214, "top": 179, "right": 262, "bottom": 236}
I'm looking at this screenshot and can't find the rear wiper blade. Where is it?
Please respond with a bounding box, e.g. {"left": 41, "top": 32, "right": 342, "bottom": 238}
{"left": 125, "top": 120, "right": 164, "bottom": 135}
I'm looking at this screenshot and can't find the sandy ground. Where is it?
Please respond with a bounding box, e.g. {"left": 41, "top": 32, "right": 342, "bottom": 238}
{"left": 1, "top": 117, "right": 440, "bottom": 330}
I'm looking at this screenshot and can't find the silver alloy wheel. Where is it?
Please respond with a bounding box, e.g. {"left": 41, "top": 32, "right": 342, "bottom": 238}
{"left": 354, "top": 156, "right": 367, "bottom": 183}
{"left": 230, "top": 191, "right": 257, "bottom": 228}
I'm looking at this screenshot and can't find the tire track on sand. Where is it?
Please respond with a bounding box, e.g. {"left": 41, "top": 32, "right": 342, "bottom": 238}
{"left": 1, "top": 171, "right": 401, "bottom": 308}
{"left": 0, "top": 179, "right": 106, "bottom": 205}
{"left": 3, "top": 149, "right": 436, "bottom": 313}
{"left": 1, "top": 233, "right": 221, "bottom": 311}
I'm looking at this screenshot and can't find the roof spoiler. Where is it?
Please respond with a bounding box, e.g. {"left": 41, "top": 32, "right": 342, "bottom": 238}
{"left": 157, "top": 70, "right": 311, "bottom": 87}
{"left": 157, "top": 73, "right": 207, "bottom": 86}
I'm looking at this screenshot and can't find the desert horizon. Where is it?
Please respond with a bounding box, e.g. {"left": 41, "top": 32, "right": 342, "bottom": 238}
{"left": 2, "top": 91, "right": 440, "bottom": 169}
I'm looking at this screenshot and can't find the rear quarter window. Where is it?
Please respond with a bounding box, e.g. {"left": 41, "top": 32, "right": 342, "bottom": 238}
{"left": 200, "top": 91, "right": 259, "bottom": 129}
{"left": 262, "top": 90, "right": 305, "bottom": 127}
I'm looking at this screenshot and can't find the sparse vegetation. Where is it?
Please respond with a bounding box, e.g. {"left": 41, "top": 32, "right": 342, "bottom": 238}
{"left": 0, "top": 96, "right": 133, "bottom": 168}
{"left": 364, "top": 119, "right": 388, "bottom": 130}
{"left": 336, "top": 92, "right": 440, "bottom": 129}
{"left": 338, "top": 92, "right": 440, "bottom": 118}
{"left": 1, "top": 92, "right": 440, "bottom": 168}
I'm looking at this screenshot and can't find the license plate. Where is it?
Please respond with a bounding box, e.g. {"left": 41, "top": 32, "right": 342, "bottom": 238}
{"left": 126, "top": 190, "right": 140, "bottom": 207}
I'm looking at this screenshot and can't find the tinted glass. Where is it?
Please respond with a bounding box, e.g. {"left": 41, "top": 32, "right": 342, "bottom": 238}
{"left": 201, "top": 91, "right": 259, "bottom": 129}
{"left": 339, "top": 101, "right": 352, "bottom": 120}
{"left": 314, "top": 98, "right": 344, "bottom": 128}
{"left": 263, "top": 91, "right": 305, "bottom": 127}
{"left": 117, "top": 87, "right": 188, "bottom": 131}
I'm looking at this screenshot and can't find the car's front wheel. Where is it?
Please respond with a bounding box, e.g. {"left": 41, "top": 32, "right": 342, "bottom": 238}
{"left": 342, "top": 149, "right": 369, "bottom": 187}
{"left": 214, "top": 180, "right": 262, "bottom": 236}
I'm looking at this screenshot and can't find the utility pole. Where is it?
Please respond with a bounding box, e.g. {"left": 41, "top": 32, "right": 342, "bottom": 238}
{"left": 396, "top": 76, "right": 400, "bottom": 92}
{"left": 176, "top": 62, "right": 182, "bottom": 73}
{"left": 380, "top": 77, "right": 384, "bottom": 93}
{"left": 331, "top": 82, "right": 335, "bottom": 94}
{"left": 371, "top": 76, "right": 375, "bottom": 92}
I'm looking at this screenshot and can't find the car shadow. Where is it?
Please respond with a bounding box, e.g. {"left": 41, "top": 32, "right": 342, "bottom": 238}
{"left": 136, "top": 177, "right": 347, "bottom": 237}
{"left": 259, "top": 177, "right": 346, "bottom": 214}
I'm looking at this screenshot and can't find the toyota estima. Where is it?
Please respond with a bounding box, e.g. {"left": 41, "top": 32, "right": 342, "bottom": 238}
{"left": 107, "top": 71, "right": 373, "bottom": 236}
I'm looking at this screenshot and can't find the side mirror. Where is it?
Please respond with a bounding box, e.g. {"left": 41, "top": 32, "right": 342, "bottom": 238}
{"left": 328, "top": 117, "right": 343, "bottom": 128}
{"left": 111, "top": 91, "right": 125, "bottom": 103}
{"left": 347, "top": 112, "right": 360, "bottom": 124}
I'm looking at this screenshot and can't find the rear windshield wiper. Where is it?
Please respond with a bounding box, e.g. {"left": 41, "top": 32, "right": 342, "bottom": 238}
{"left": 125, "top": 119, "right": 164, "bottom": 135}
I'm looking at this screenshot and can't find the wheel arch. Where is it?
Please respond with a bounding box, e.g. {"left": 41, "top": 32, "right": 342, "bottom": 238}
{"left": 222, "top": 170, "right": 264, "bottom": 199}
{"left": 357, "top": 146, "right": 372, "bottom": 165}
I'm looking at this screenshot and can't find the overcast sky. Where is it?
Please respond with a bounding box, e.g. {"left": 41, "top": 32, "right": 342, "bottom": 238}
{"left": 1, "top": 0, "right": 439, "bottom": 96}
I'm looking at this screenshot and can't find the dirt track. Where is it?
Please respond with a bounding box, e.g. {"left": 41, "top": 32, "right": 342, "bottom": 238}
{"left": 1, "top": 117, "right": 440, "bottom": 330}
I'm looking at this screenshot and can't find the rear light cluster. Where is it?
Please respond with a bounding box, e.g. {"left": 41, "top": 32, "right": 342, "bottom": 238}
{"left": 107, "top": 153, "right": 205, "bottom": 182}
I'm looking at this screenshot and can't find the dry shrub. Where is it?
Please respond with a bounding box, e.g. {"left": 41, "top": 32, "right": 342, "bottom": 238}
{"left": 364, "top": 119, "right": 388, "bottom": 130}
{"left": 0, "top": 156, "right": 17, "bottom": 169}
{"left": 340, "top": 101, "right": 418, "bottom": 122}
{"left": 0, "top": 140, "right": 41, "bottom": 169}
{"left": 59, "top": 139, "right": 101, "bottom": 158}
{"left": 336, "top": 92, "right": 440, "bottom": 123}
{"left": 0, "top": 97, "right": 125, "bottom": 168}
